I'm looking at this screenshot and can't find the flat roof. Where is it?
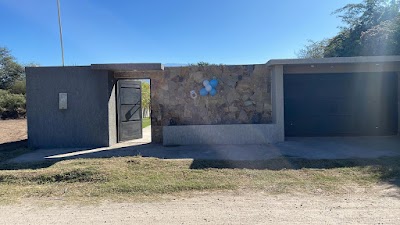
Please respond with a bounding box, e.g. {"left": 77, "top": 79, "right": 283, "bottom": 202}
{"left": 91, "top": 63, "right": 164, "bottom": 71}
{"left": 266, "top": 55, "right": 400, "bottom": 67}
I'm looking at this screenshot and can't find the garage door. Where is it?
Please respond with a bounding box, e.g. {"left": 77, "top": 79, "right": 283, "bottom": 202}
{"left": 284, "top": 72, "right": 398, "bottom": 136}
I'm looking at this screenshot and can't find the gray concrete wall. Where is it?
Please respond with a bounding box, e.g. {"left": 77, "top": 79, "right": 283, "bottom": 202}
{"left": 271, "top": 65, "right": 285, "bottom": 142}
{"left": 107, "top": 73, "right": 117, "bottom": 145}
{"left": 163, "top": 124, "right": 281, "bottom": 145}
{"left": 26, "top": 66, "right": 112, "bottom": 148}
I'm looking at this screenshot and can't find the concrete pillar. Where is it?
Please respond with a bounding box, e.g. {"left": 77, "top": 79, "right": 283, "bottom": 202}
{"left": 271, "top": 65, "right": 285, "bottom": 141}
{"left": 108, "top": 73, "right": 117, "bottom": 146}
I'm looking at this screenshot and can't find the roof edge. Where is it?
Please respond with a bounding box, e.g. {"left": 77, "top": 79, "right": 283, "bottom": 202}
{"left": 266, "top": 56, "right": 400, "bottom": 67}
{"left": 91, "top": 63, "right": 164, "bottom": 71}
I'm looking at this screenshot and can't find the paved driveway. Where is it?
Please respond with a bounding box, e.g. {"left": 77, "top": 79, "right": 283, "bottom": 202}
{"left": 9, "top": 126, "right": 400, "bottom": 163}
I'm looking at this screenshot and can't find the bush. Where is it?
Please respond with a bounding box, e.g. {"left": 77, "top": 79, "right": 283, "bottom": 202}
{"left": 9, "top": 79, "right": 26, "bottom": 95}
{"left": 0, "top": 89, "right": 26, "bottom": 119}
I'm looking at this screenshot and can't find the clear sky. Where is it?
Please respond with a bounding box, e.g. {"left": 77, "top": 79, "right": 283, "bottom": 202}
{"left": 0, "top": 0, "right": 357, "bottom": 66}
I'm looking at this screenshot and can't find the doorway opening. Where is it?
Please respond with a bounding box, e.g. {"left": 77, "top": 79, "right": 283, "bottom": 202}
{"left": 116, "top": 79, "right": 151, "bottom": 144}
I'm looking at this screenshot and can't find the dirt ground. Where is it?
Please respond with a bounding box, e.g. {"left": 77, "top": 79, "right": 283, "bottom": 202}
{"left": 0, "top": 119, "right": 27, "bottom": 144}
{"left": 1, "top": 119, "right": 400, "bottom": 224}
{"left": 1, "top": 189, "right": 400, "bottom": 225}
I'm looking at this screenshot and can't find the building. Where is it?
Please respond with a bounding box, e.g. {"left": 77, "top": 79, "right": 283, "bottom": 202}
{"left": 26, "top": 56, "right": 400, "bottom": 148}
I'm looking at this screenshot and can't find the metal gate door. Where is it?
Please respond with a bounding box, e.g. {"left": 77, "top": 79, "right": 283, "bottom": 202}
{"left": 117, "top": 80, "right": 142, "bottom": 142}
{"left": 284, "top": 72, "right": 398, "bottom": 136}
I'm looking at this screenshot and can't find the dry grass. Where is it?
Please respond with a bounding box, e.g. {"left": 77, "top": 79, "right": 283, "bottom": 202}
{"left": 0, "top": 119, "right": 27, "bottom": 144}
{"left": 0, "top": 156, "right": 399, "bottom": 203}
{"left": 0, "top": 119, "right": 399, "bottom": 203}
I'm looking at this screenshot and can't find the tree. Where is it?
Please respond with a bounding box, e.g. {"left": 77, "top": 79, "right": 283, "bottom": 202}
{"left": 141, "top": 81, "right": 150, "bottom": 118}
{"left": 296, "top": 39, "right": 329, "bottom": 58}
{"left": 324, "top": 0, "right": 400, "bottom": 57}
{"left": 0, "top": 47, "right": 24, "bottom": 89}
{"left": 360, "top": 16, "right": 400, "bottom": 55}
{"left": 297, "top": 0, "right": 400, "bottom": 58}
{"left": 324, "top": 27, "right": 364, "bottom": 57}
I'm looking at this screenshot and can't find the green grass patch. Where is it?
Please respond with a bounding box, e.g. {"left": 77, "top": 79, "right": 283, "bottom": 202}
{"left": 142, "top": 117, "right": 151, "bottom": 128}
{"left": 0, "top": 156, "right": 399, "bottom": 202}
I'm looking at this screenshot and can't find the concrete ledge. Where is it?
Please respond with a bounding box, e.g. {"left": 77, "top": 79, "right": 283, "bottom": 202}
{"left": 91, "top": 63, "right": 164, "bottom": 71}
{"left": 266, "top": 56, "right": 400, "bottom": 67}
{"left": 163, "top": 124, "right": 282, "bottom": 146}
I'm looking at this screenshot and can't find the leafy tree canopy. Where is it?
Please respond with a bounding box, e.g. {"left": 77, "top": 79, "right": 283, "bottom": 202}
{"left": 297, "top": 0, "right": 400, "bottom": 58}
{"left": 0, "top": 47, "right": 24, "bottom": 89}
{"left": 141, "top": 81, "right": 150, "bottom": 113}
{"left": 296, "top": 39, "right": 329, "bottom": 59}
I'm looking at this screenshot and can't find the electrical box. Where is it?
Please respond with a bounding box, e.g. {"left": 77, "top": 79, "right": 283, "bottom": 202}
{"left": 59, "top": 93, "right": 67, "bottom": 109}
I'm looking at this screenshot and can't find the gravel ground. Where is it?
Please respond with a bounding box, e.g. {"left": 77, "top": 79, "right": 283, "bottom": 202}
{"left": 1, "top": 189, "right": 400, "bottom": 225}
{"left": 1, "top": 120, "right": 400, "bottom": 224}
{"left": 0, "top": 119, "right": 26, "bottom": 144}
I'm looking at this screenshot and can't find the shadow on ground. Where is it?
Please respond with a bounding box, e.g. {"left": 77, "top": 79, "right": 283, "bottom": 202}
{"left": 0, "top": 140, "right": 28, "bottom": 164}
{"left": 2, "top": 137, "right": 400, "bottom": 188}
{"left": 191, "top": 157, "right": 400, "bottom": 186}
{"left": 0, "top": 139, "right": 27, "bottom": 151}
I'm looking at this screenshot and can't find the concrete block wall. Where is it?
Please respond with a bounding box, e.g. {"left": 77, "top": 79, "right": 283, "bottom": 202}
{"left": 26, "top": 66, "right": 113, "bottom": 148}
{"left": 163, "top": 124, "right": 281, "bottom": 145}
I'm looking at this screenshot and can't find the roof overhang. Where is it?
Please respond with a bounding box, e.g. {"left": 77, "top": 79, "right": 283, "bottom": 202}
{"left": 266, "top": 56, "right": 400, "bottom": 74}
{"left": 91, "top": 63, "right": 164, "bottom": 72}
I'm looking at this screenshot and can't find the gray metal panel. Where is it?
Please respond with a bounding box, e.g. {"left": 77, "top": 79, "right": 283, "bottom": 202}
{"left": 120, "top": 88, "right": 141, "bottom": 105}
{"left": 117, "top": 80, "right": 142, "bottom": 142}
{"left": 284, "top": 72, "right": 398, "bottom": 136}
{"left": 398, "top": 73, "right": 400, "bottom": 135}
{"left": 26, "top": 66, "right": 111, "bottom": 148}
{"left": 120, "top": 105, "right": 141, "bottom": 121}
{"left": 119, "top": 121, "right": 142, "bottom": 142}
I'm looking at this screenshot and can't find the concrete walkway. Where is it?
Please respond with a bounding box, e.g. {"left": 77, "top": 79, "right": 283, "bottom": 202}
{"left": 8, "top": 128, "right": 400, "bottom": 163}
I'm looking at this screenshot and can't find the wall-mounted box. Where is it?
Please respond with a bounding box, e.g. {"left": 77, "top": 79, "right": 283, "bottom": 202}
{"left": 59, "top": 93, "right": 67, "bottom": 109}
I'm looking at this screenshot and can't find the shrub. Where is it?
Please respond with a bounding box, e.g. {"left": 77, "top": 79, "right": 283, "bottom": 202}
{"left": 0, "top": 89, "right": 26, "bottom": 119}
{"left": 9, "top": 79, "right": 26, "bottom": 95}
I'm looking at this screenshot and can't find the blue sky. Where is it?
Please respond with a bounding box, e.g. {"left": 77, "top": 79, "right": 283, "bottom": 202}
{"left": 0, "top": 0, "right": 356, "bottom": 66}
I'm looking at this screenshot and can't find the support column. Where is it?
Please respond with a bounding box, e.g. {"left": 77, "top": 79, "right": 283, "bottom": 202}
{"left": 271, "top": 65, "right": 285, "bottom": 141}
{"left": 107, "top": 72, "right": 117, "bottom": 146}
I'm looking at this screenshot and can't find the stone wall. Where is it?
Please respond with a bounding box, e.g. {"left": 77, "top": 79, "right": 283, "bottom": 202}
{"left": 146, "top": 64, "right": 271, "bottom": 142}
{"left": 115, "top": 64, "right": 272, "bottom": 143}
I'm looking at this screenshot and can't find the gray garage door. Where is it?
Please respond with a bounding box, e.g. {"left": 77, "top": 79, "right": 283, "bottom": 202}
{"left": 117, "top": 80, "right": 142, "bottom": 142}
{"left": 284, "top": 72, "right": 398, "bottom": 136}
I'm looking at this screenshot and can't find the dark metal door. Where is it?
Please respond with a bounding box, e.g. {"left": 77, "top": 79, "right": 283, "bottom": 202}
{"left": 284, "top": 72, "right": 398, "bottom": 137}
{"left": 117, "top": 80, "right": 142, "bottom": 142}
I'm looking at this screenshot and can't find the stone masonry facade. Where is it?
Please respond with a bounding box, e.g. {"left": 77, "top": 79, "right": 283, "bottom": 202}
{"left": 115, "top": 64, "right": 272, "bottom": 143}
